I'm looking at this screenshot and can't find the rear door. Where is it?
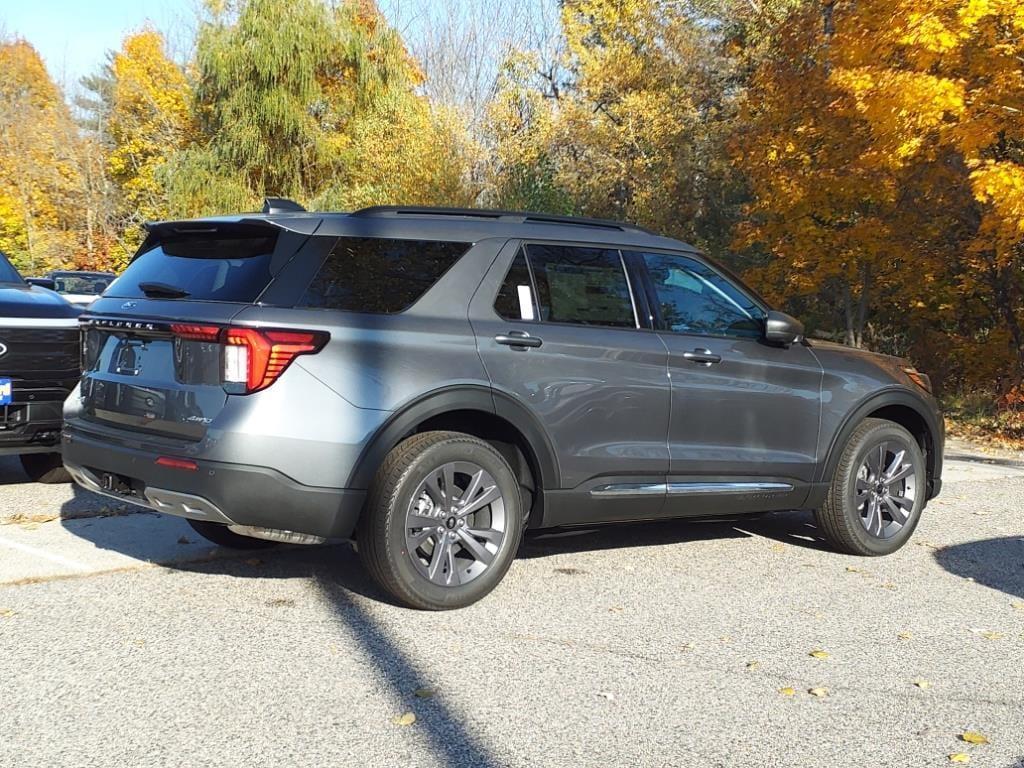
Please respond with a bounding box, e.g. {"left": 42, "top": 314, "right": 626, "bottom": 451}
{"left": 79, "top": 221, "right": 322, "bottom": 441}
{"left": 630, "top": 250, "right": 823, "bottom": 514}
{"left": 470, "top": 241, "right": 670, "bottom": 526}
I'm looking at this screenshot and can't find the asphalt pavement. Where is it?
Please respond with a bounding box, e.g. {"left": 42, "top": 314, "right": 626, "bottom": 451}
{"left": 0, "top": 443, "right": 1022, "bottom": 767}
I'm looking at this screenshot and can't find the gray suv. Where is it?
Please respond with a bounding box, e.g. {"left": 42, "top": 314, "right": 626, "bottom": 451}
{"left": 63, "top": 202, "right": 943, "bottom": 609}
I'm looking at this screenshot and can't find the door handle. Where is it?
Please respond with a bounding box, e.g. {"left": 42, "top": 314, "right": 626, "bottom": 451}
{"left": 495, "top": 330, "right": 543, "bottom": 349}
{"left": 682, "top": 348, "right": 721, "bottom": 365}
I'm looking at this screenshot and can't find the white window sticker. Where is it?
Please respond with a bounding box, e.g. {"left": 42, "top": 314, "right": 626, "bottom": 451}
{"left": 516, "top": 284, "right": 535, "bottom": 321}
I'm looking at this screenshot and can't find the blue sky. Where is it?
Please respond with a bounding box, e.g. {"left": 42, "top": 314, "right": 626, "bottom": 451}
{"left": 1, "top": 0, "right": 193, "bottom": 87}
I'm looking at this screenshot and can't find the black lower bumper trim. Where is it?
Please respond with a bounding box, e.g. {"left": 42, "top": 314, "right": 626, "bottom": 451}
{"left": 62, "top": 428, "right": 365, "bottom": 539}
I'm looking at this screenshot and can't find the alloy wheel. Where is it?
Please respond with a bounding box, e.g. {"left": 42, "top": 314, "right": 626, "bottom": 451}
{"left": 405, "top": 461, "right": 507, "bottom": 587}
{"left": 855, "top": 440, "right": 918, "bottom": 539}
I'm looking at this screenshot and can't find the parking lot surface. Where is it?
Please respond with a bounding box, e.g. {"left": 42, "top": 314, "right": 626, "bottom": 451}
{"left": 1, "top": 444, "right": 1022, "bottom": 767}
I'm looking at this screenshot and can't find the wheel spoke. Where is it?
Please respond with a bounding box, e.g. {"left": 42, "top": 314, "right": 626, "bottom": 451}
{"left": 456, "top": 485, "right": 501, "bottom": 518}
{"left": 863, "top": 496, "right": 879, "bottom": 535}
{"left": 465, "top": 527, "right": 503, "bottom": 545}
{"left": 890, "top": 495, "right": 913, "bottom": 511}
{"left": 883, "top": 449, "right": 906, "bottom": 480}
{"left": 457, "top": 529, "right": 495, "bottom": 566}
{"left": 427, "top": 535, "right": 450, "bottom": 583}
{"left": 458, "top": 469, "right": 485, "bottom": 509}
{"left": 445, "top": 543, "right": 460, "bottom": 586}
{"left": 883, "top": 496, "right": 908, "bottom": 522}
{"left": 885, "top": 464, "right": 914, "bottom": 485}
{"left": 424, "top": 469, "right": 448, "bottom": 511}
{"left": 866, "top": 443, "right": 887, "bottom": 477}
{"left": 408, "top": 527, "right": 434, "bottom": 548}
{"left": 407, "top": 512, "right": 440, "bottom": 529}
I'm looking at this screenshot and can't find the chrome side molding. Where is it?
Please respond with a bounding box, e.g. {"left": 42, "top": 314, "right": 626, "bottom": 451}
{"left": 591, "top": 481, "right": 793, "bottom": 498}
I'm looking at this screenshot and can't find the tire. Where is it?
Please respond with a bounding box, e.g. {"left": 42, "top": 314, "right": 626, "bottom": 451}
{"left": 186, "top": 519, "right": 279, "bottom": 549}
{"left": 814, "top": 418, "right": 926, "bottom": 556}
{"left": 357, "top": 430, "right": 525, "bottom": 610}
{"left": 20, "top": 452, "right": 72, "bottom": 484}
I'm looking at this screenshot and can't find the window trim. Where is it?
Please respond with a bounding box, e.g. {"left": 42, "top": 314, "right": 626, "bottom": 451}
{"left": 513, "top": 240, "right": 643, "bottom": 331}
{"left": 633, "top": 250, "right": 769, "bottom": 341}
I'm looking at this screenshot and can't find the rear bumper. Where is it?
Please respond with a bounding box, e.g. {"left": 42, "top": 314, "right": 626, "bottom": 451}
{"left": 62, "top": 426, "right": 365, "bottom": 539}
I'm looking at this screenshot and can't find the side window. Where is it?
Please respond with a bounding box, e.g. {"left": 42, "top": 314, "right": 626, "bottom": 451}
{"left": 526, "top": 244, "right": 636, "bottom": 328}
{"left": 638, "top": 252, "right": 764, "bottom": 338}
{"left": 300, "top": 237, "right": 470, "bottom": 314}
{"left": 494, "top": 250, "right": 537, "bottom": 321}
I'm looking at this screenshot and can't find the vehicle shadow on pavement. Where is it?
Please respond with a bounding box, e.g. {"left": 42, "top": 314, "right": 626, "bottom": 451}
{"left": 933, "top": 537, "right": 1024, "bottom": 601}
{"left": 519, "top": 510, "right": 827, "bottom": 558}
{"left": 0, "top": 455, "right": 28, "bottom": 486}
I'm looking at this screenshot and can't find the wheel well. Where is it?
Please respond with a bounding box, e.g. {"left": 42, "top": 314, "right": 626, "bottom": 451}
{"left": 866, "top": 404, "right": 936, "bottom": 482}
{"left": 412, "top": 409, "right": 545, "bottom": 527}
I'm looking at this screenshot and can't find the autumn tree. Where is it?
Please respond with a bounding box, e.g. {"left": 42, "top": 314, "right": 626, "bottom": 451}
{"left": 0, "top": 39, "right": 87, "bottom": 273}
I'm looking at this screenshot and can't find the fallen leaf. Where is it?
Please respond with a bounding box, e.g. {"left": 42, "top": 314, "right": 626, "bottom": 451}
{"left": 948, "top": 754, "right": 970, "bottom": 763}
{"left": 881, "top": 582, "right": 897, "bottom": 590}
{"left": 845, "top": 566, "right": 862, "bottom": 573}
{"left": 778, "top": 687, "right": 797, "bottom": 697}
{"left": 393, "top": 712, "right": 416, "bottom": 726}
{"left": 898, "top": 631, "right": 913, "bottom": 640}
{"left": 597, "top": 691, "right": 614, "bottom": 701}
{"left": 177, "top": 536, "right": 191, "bottom": 545}
{"left": 746, "top": 660, "right": 760, "bottom": 670}
{"left": 607, "top": 606, "right": 623, "bottom": 613}
{"left": 1011, "top": 602, "right": 1024, "bottom": 612}
{"left": 414, "top": 687, "right": 434, "bottom": 699}
{"left": 959, "top": 732, "right": 989, "bottom": 745}
{"left": 809, "top": 650, "right": 830, "bottom": 659}
{"left": 913, "top": 679, "right": 931, "bottom": 690}
{"left": 770, "top": 543, "right": 785, "bottom": 553}
{"left": 0, "top": 608, "right": 15, "bottom": 618}
{"left": 554, "top": 567, "right": 586, "bottom": 576}
{"left": 679, "top": 643, "right": 694, "bottom": 651}
{"left": 808, "top": 687, "right": 829, "bottom": 698}
{"left": 132, "top": 639, "right": 145, "bottom": 647}
{"left": 245, "top": 558, "right": 263, "bottom": 566}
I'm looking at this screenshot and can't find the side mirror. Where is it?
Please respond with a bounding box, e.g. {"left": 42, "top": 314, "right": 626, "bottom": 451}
{"left": 25, "top": 277, "right": 56, "bottom": 291}
{"left": 763, "top": 310, "right": 804, "bottom": 346}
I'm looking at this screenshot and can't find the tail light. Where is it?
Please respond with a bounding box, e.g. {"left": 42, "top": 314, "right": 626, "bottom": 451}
{"left": 171, "top": 324, "right": 328, "bottom": 394}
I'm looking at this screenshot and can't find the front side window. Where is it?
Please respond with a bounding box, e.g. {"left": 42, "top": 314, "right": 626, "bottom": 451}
{"left": 525, "top": 244, "right": 636, "bottom": 328}
{"left": 638, "top": 252, "right": 764, "bottom": 338}
{"left": 300, "top": 237, "right": 470, "bottom": 314}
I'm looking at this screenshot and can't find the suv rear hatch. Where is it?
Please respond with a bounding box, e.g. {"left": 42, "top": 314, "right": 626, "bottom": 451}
{"left": 79, "top": 220, "right": 325, "bottom": 441}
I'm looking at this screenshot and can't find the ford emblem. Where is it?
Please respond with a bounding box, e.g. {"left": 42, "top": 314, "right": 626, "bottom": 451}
{"left": 0, "top": 341, "right": 6, "bottom": 358}
{"left": 121, "top": 301, "right": 137, "bottom": 310}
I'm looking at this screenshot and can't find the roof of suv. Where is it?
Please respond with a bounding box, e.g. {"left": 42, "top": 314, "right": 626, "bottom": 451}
{"left": 147, "top": 204, "right": 695, "bottom": 253}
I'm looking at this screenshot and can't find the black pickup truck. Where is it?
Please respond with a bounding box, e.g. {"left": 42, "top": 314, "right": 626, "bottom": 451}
{"left": 0, "top": 251, "right": 81, "bottom": 482}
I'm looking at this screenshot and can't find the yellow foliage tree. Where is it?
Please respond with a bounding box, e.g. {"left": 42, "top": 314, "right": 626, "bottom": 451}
{"left": 106, "top": 29, "right": 192, "bottom": 258}
{"left": 0, "top": 40, "right": 85, "bottom": 273}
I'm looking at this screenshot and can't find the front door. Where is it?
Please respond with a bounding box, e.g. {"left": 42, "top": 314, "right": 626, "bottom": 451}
{"left": 469, "top": 241, "right": 671, "bottom": 525}
{"left": 631, "top": 250, "right": 823, "bottom": 515}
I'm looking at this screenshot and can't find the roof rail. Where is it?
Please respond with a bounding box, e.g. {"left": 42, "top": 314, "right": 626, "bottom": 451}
{"left": 263, "top": 197, "right": 306, "bottom": 214}
{"left": 350, "top": 206, "right": 655, "bottom": 234}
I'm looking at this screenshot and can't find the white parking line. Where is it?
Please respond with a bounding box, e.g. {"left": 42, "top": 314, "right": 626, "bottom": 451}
{"left": 0, "top": 533, "right": 90, "bottom": 572}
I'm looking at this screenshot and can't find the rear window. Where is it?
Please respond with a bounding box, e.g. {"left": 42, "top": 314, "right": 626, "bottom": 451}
{"left": 299, "top": 237, "right": 470, "bottom": 314}
{"left": 107, "top": 232, "right": 279, "bottom": 302}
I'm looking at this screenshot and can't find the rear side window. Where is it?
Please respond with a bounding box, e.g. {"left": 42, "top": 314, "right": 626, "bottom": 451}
{"left": 109, "top": 231, "right": 278, "bottom": 302}
{"left": 0, "top": 253, "right": 23, "bottom": 283}
{"left": 494, "top": 250, "right": 537, "bottom": 321}
{"left": 300, "top": 237, "right": 470, "bottom": 314}
{"left": 526, "top": 244, "right": 636, "bottom": 328}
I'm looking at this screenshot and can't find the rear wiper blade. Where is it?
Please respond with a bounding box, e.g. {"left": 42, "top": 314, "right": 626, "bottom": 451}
{"left": 138, "top": 281, "right": 190, "bottom": 299}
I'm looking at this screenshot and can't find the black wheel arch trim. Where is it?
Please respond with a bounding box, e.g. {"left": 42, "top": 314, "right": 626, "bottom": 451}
{"left": 814, "top": 387, "right": 943, "bottom": 500}
{"left": 348, "top": 384, "right": 560, "bottom": 492}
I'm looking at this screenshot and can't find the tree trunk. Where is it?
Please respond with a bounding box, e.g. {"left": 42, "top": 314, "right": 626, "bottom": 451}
{"left": 843, "top": 282, "right": 856, "bottom": 347}
{"left": 855, "top": 263, "right": 870, "bottom": 348}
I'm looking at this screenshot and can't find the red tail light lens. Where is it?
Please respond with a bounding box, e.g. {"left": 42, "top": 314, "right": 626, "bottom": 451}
{"left": 155, "top": 456, "right": 199, "bottom": 471}
{"left": 223, "top": 327, "right": 327, "bottom": 393}
{"left": 170, "top": 323, "right": 221, "bottom": 342}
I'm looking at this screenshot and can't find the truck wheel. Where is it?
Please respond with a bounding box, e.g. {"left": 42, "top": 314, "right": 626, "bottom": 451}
{"left": 358, "top": 431, "right": 524, "bottom": 610}
{"left": 20, "top": 452, "right": 71, "bottom": 484}
{"left": 186, "top": 519, "right": 279, "bottom": 549}
{"left": 814, "top": 418, "right": 926, "bottom": 556}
